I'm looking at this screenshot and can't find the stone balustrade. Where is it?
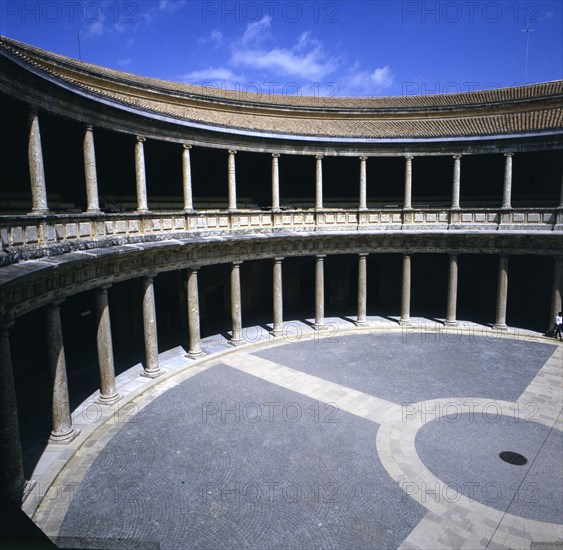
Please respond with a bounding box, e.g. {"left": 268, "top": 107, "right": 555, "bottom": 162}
{"left": 1, "top": 207, "right": 561, "bottom": 266}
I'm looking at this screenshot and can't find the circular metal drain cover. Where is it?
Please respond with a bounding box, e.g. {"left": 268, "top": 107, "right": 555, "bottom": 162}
{"left": 499, "top": 451, "right": 528, "bottom": 466}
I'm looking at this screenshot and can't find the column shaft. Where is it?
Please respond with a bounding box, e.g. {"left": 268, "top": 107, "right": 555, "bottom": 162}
{"left": 28, "top": 110, "right": 48, "bottom": 214}
{"left": 550, "top": 258, "right": 563, "bottom": 330}
{"left": 404, "top": 156, "right": 413, "bottom": 210}
{"left": 356, "top": 253, "right": 368, "bottom": 326}
{"left": 452, "top": 155, "right": 461, "bottom": 209}
{"left": 502, "top": 153, "right": 513, "bottom": 209}
{"left": 135, "top": 137, "right": 149, "bottom": 213}
{"left": 182, "top": 145, "right": 194, "bottom": 212}
{"left": 314, "top": 255, "right": 325, "bottom": 329}
{"left": 445, "top": 254, "right": 459, "bottom": 326}
{"left": 272, "top": 258, "right": 284, "bottom": 336}
{"left": 400, "top": 254, "right": 411, "bottom": 324}
{"left": 187, "top": 269, "right": 204, "bottom": 357}
{"left": 315, "top": 155, "right": 323, "bottom": 210}
{"left": 230, "top": 262, "right": 243, "bottom": 345}
{"left": 228, "top": 150, "right": 237, "bottom": 211}
{"left": 0, "top": 323, "right": 26, "bottom": 498}
{"left": 359, "top": 157, "right": 367, "bottom": 210}
{"left": 47, "top": 302, "right": 78, "bottom": 443}
{"left": 84, "top": 126, "right": 101, "bottom": 213}
{"left": 272, "top": 154, "right": 280, "bottom": 211}
{"left": 142, "top": 276, "right": 163, "bottom": 377}
{"left": 494, "top": 256, "right": 509, "bottom": 330}
{"left": 96, "top": 287, "right": 120, "bottom": 404}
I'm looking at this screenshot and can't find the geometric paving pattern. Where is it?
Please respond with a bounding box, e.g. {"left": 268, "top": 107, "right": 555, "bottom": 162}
{"left": 34, "top": 330, "right": 562, "bottom": 549}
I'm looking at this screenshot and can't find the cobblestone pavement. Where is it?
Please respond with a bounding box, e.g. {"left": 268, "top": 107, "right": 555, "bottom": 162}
{"left": 28, "top": 322, "right": 562, "bottom": 549}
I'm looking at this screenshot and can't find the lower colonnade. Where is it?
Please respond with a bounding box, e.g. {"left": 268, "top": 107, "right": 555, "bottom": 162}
{"left": 1, "top": 244, "right": 562, "bottom": 504}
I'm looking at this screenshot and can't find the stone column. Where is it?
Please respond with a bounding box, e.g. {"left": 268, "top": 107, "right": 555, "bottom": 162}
{"left": 182, "top": 144, "right": 194, "bottom": 212}
{"left": 493, "top": 256, "right": 509, "bottom": 330}
{"left": 404, "top": 155, "right": 413, "bottom": 210}
{"left": 445, "top": 254, "right": 459, "bottom": 326}
{"left": 28, "top": 110, "right": 48, "bottom": 214}
{"left": 230, "top": 262, "right": 243, "bottom": 345}
{"left": 95, "top": 286, "right": 120, "bottom": 404}
{"left": 400, "top": 254, "right": 412, "bottom": 324}
{"left": 272, "top": 154, "right": 281, "bottom": 211}
{"left": 135, "top": 136, "right": 149, "bottom": 213}
{"left": 84, "top": 125, "right": 101, "bottom": 213}
{"left": 186, "top": 268, "right": 204, "bottom": 358}
{"left": 356, "top": 253, "right": 368, "bottom": 326}
{"left": 359, "top": 156, "right": 368, "bottom": 210}
{"left": 550, "top": 257, "right": 563, "bottom": 330}
{"left": 452, "top": 155, "right": 461, "bottom": 209}
{"left": 501, "top": 153, "right": 513, "bottom": 209}
{"left": 315, "top": 155, "right": 324, "bottom": 210}
{"left": 47, "top": 301, "right": 79, "bottom": 444}
{"left": 272, "top": 257, "right": 284, "bottom": 336}
{"left": 314, "top": 255, "right": 326, "bottom": 329}
{"left": 141, "top": 276, "right": 163, "bottom": 378}
{"left": 228, "top": 150, "right": 237, "bottom": 211}
{"left": 0, "top": 322, "right": 26, "bottom": 499}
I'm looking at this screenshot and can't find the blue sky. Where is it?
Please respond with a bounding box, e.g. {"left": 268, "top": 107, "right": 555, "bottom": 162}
{"left": 1, "top": 0, "right": 561, "bottom": 97}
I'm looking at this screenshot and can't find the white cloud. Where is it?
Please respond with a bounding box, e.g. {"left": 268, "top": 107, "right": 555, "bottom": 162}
{"left": 178, "top": 67, "right": 245, "bottom": 85}
{"left": 198, "top": 30, "right": 224, "bottom": 46}
{"left": 231, "top": 30, "right": 339, "bottom": 80}
{"left": 338, "top": 65, "right": 394, "bottom": 96}
{"left": 241, "top": 16, "right": 271, "bottom": 45}
{"left": 159, "top": 0, "right": 186, "bottom": 12}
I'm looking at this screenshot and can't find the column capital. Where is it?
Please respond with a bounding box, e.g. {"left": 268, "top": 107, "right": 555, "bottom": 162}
{"left": 274, "top": 256, "right": 284, "bottom": 262}
{"left": 358, "top": 252, "right": 369, "bottom": 258}
{"left": 232, "top": 261, "right": 243, "bottom": 267}
{"left": 452, "top": 154, "right": 462, "bottom": 160}
{"left": 99, "top": 283, "right": 112, "bottom": 292}
{"left": 85, "top": 124, "right": 94, "bottom": 132}
{"left": 405, "top": 154, "right": 414, "bottom": 160}
{"left": 316, "top": 254, "right": 326, "bottom": 260}
{"left": 315, "top": 154, "right": 324, "bottom": 160}
{"left": 136, "top": 136, "right": 146, "bottom": 143}
{"left": 228, "top": 149, "right": 237, "bottom": 155}
{"left": 272, "top": 153, "right": 280, "bottom": 158}
{"left": 449, "top": 253, "right": 459, "bottom": 260}
{"left": 189, "top": 266, "right": 201, "bottom": 273}
{"left": 359, "top": 156, "right": 368, "bottom": 161}
{"left": 504, "top": 152, "right": 514, "bottom": 158}
{"left": 143, "top": 273, "right": 157, "bottom": 283}
{"left": 50, "top": 299, "right": 65, "bottom": 308}
{"left": 182, "top": 143, "right": 192, "bottom": 150}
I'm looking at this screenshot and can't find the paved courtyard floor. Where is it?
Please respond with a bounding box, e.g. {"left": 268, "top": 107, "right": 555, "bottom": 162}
{"left": 27, "top": 319, "right": 562, "bottom": 549}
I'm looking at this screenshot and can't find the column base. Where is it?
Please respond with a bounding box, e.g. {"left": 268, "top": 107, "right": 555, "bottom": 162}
{"left": 228, "top": 207, "right": 238, "bottom": 213}
{"left": 97, "top": 392, "right": 121, "bottom": 406}
{"left": 86, "top": 208, "right": 102, "bottom": 215}
{"left": 183, "top": 208, "right": 195, "bottom": 214}
{"left": 493, "top": 323, "right": 509, "bottom": 331}
{"left": 136, "top": 209, "right": 150, "bottom": 215}
{"left": 229, "top": 338, "right": 245, "bottom": 346}
{"left": 355, "top": 319, "right": 368, "bottom": 327}
{"left": 444, "top": 320, "right": 458, "bottom": 327}
{"left": 28, "top": 208, "right": 48, "bottom": 216}
{"left": 313, "top": 323, "right": 326, "bottom": 331}
{"left": 49, "top": 426, "right": 80, "bottom": 445}
{"left": 140, "top": 367, "right": 164, "bottom": 379}
{"left": 8, "top": 479, "right": 37, "bottom": 504}
{"left": 186, "top": 349, "right": 205, "bottom": 359}
{"left": 399, "top": 318, "right": 412, "bottom": 326}
{"left": 270, "top": 328, "right": 283, "bottom": 338}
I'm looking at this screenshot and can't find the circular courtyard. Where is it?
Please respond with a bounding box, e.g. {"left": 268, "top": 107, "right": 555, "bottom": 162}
{"left": 35, "top": 329, "right": 562, "bottom": 549}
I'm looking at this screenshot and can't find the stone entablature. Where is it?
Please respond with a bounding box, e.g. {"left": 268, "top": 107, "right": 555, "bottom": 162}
{"left": 0, "top": 207, "right": 561, "bottom": 267}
